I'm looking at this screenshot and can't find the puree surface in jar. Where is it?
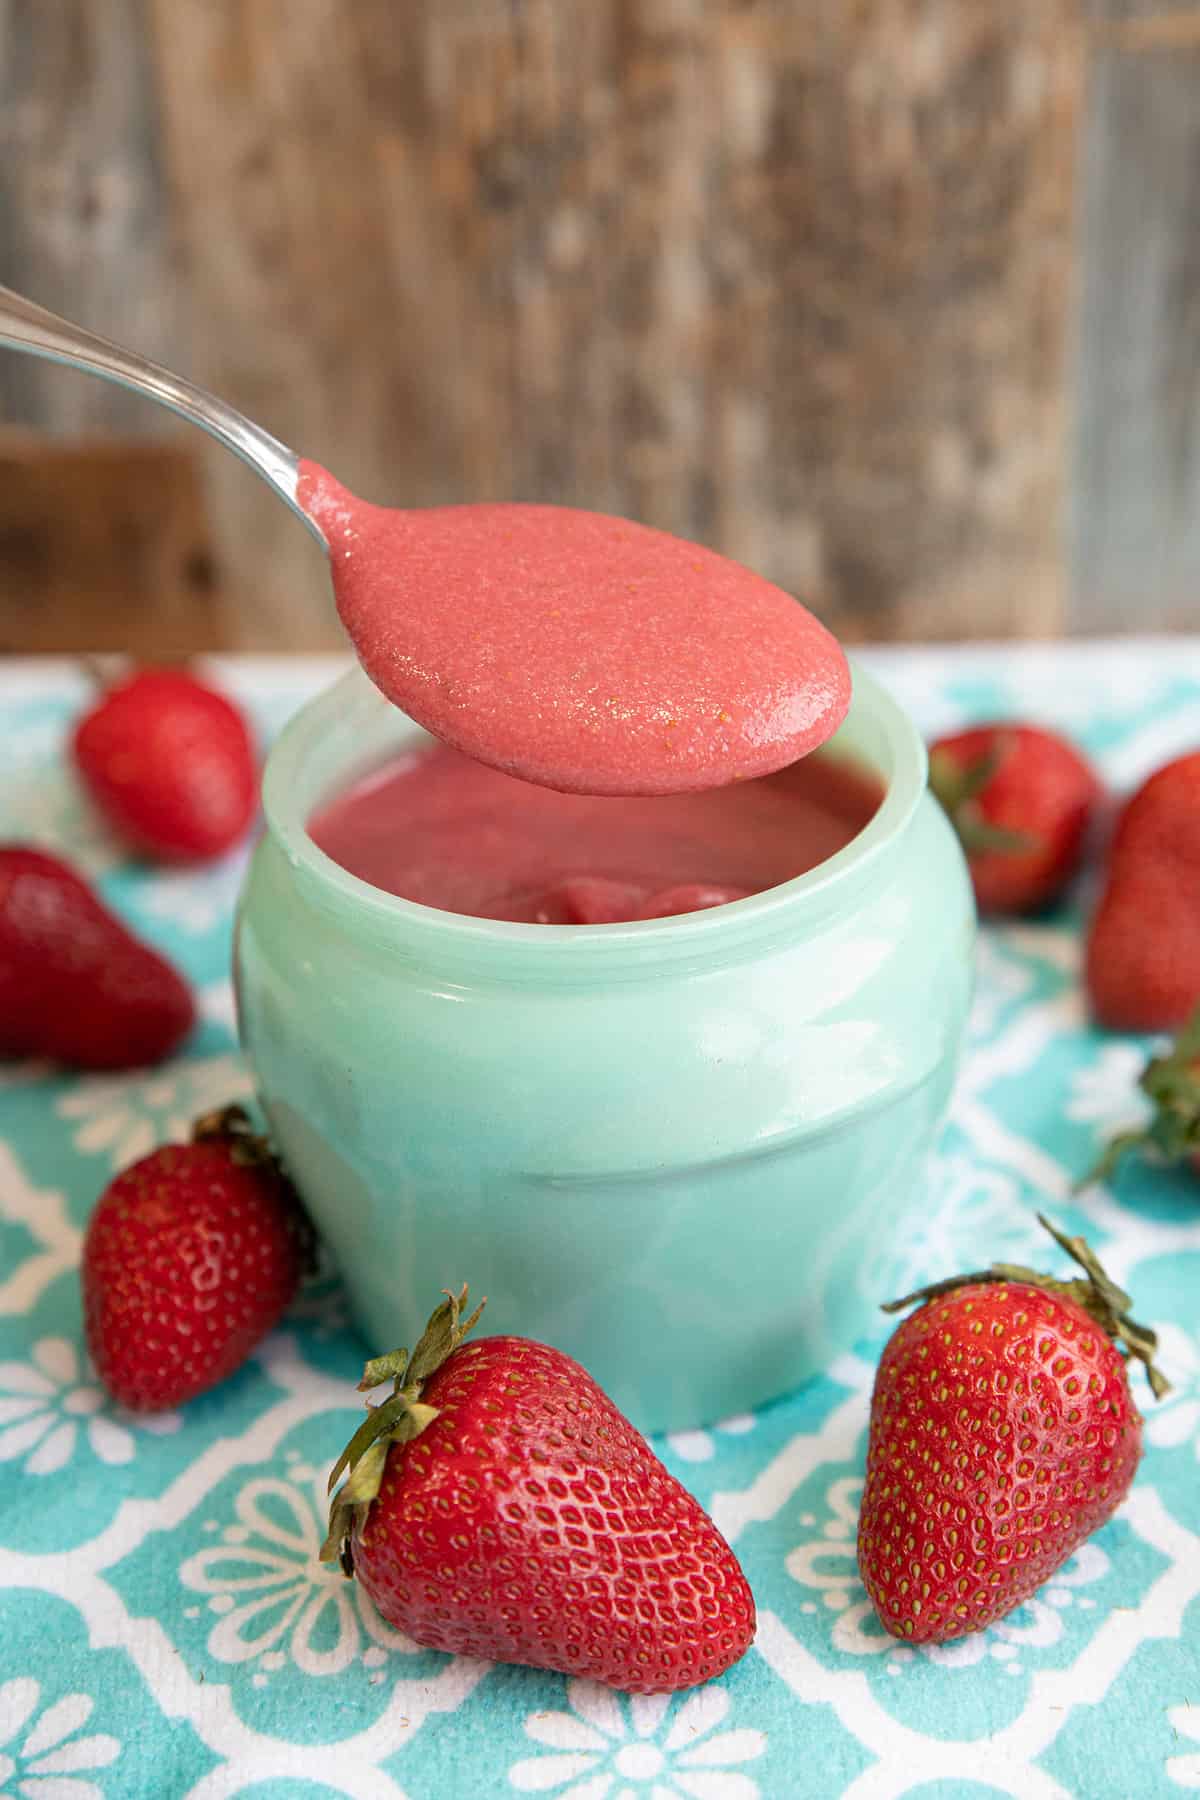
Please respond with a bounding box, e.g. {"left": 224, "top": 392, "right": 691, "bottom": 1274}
{"left": 308, "top": 741, "right": 882, "bottom": 924}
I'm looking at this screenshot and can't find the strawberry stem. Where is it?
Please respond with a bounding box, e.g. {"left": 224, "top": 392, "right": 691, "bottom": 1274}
{"left": 193, "top": 1103, "right": 272, "bottom": 1162}
{"left": 191, "top": 1104, "right": 319, "bottom": 1274}
{"left": 78, "top": 653, "right": 119, "bottom": 693}
{"left": 882, "top": 1213, "right": 1169, "bottom": 1399}
{"left": 928, "top": 742, "right": 1036, "bottom": 857}
{"left": 1080, "top": 1006, "right": 1200, "bottom": 1189}
{"left": 321, "top": 1284, "right": 486, "bottom": 1576}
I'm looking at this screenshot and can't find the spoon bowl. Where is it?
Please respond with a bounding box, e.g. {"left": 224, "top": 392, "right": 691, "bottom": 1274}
{"left": 0, "top": 284, "right": 850, "bottom": 794}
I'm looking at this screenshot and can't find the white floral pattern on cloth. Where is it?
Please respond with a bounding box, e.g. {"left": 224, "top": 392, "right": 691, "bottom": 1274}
{"left": 0, "top": 713, "right": 121, "bottom": 881}
{"left": 6, "top": 655, "right": 1200, "bottom": 1796}
{"left": 179, "top": 1465, "right": 418, "bottom": 1680}
{"left": 666, "top": 1414, "right": 756, "bottom": 1465}
{"left": 133, "top": 847, "right": 253, "bottom": 937}
{"left": 0, "top": 1338, "right": 180, "bottom": 1477}
{"left": 871, "top": 1149, "right": 1044, "bottom": 1300}
{"left": 1145, "top": 1324, "right": 1200, "bottom": 1460}
{"left": 56, "top": 1052, "right": 254, "bottom": 1168}
{"left": 1066, "top": 1041, "right": 1157, "bottom": 1136}
{"left": 983, "top": 649, "right": 1171, "bottom": 732}
{"left": 0, "top": 1143, "right": 81, "bottom": 1319}
{"left": 198, "top": 980, "right": 239, "bottom": 1037}
{"left": 509, "top": 1680, "right": 765, "bottom": 1799}
{"left": 0, "top": 1677, "right": 120, "bottom": 1798}
{"left": 968, "top": 932, "right": 1037, "bottom": 1042}
{"left": 1167, "top": 1704, "right": 1200, "bottom": 1789}
{"left": 856, "top": 654, "right": 971, "bottom": 742}
{"left": 786, "top": 1473, "right": 1112, "bottom": 1674}
{"left": 285, "top": 1258, "right": 353, "bottom": 1337}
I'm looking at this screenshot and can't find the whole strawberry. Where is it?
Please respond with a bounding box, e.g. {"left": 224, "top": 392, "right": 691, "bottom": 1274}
{"left": 73, "top": 665, "right": 257, "bottom": 863}
{"left": 929, "top": 724, "right": 1100, "bottom": 915}
{"left": 322, "top": 1286, "right": 755, "bottom": 1691}
{"left": 84, "top": 1106, "right": 312, "bottom": 1411}
{"left": 857, "top": 1216, "right": 1166, "bottom": 1644}
{"left": 0, "top": 845, "right": 193, "bottom": 1069}
{"left": 1087, "top": 750, "right": 1200, "bottom": 1031}
{"left": 1085, "top": 1006, "right": 1200, "bottom": 1185}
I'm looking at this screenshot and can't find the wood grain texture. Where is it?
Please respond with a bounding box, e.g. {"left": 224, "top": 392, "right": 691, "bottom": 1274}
{"left": 0, "top": 0, "right": 235, "bottom": 653}
{"left": 138, "top": 0, "right": 1085, "bottom": 648}
{"left": 0, "top": 430, "right": 223, "bottom": 654}
{"left": 0, "top": 0, "right": 180, "bottom": 429}
{"left": 1072, "top": 0, "right": 1200, "bottom": 630}
{"left": 3, "top": 2, "right": 1084, "bottom": 649}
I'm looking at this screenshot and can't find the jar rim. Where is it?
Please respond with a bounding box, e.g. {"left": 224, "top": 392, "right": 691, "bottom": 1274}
{"left": 260, "top": 659, "right": 928, "bottom": 974}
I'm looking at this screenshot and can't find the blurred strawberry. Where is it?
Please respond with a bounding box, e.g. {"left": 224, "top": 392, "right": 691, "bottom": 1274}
{"left": 0, "top": 845, "right": 193, "bottom": 1069}
{"left": 73, "top": 665, "right": 257, "bottom": 863}
{"left": 929, "top": 723, "right": 1101, "bottom": 915}
{"left": 84, "top": 1105, "right": 313, "bottom": 1410}
{"left": 1087, "top": 751, "right": 1200, "bottom": 1031}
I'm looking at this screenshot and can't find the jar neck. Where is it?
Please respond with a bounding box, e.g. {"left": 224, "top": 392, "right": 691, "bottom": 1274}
{"left": 261, "top": 662, "right": 926, "bottom": 984}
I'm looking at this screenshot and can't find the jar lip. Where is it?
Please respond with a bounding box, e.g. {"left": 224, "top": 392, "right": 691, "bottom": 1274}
{"left": 260, "top": 659, "right": 927, "bottom": 972}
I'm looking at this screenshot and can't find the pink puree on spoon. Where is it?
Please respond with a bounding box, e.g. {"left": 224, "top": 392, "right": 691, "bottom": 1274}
{"left": 309, "top": 741, "right": 882, "bottom": 924}
{"left": 299, "top": 463, "right": 850, "bottom": 797}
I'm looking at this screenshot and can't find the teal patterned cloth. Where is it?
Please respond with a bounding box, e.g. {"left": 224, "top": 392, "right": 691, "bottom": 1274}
{"left": 2, "top": 646, "right": 1200, "bottom": 1800}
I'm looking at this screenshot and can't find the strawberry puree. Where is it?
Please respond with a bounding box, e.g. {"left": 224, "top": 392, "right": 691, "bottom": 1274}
{"left": 308, "top": 741, "right": 882, "bottom": 924}
{"left": 298, "top": 462, "right": 850, "bottom": 797}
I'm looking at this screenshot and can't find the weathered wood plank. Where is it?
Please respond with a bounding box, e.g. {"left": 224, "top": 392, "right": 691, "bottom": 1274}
{"left": 0, "top": 430, "right": 225, "bottom": 654}
{"left": 1, "top": 2, "right": 1083, "bottom": 648}
{"left": 1071, "top": 1, "right": 1200, "bottom": 631}
{"left": 0, "top": 0, "right": 181, "bottom": 431}
{"left": 141, "top": 0, "right": 1082, "bottom": 648}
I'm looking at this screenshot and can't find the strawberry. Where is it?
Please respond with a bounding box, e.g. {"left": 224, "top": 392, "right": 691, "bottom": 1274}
{"left": 541, "top": 878, "right": 751, "bottom": 924}
{"left": 73, "top": 665, "right": 257, "bottom": 863}
{"left": 1086, "top": 750, "right": 1200, "bottom": 1031}
{"left": 0, "top": 845, "right": 194, "bottom": 1070}
{"left": 634, "top": 883, "right": 751, "bottom": 920}
{"left": 929, "top": 724, "right": 1100, "bottom": 915}
{"left": 1084, "top": 1006, "right": 1200, "bottom": 1184}
{"left": 83, "top": 1105, "right": 313, "bottom": 1411}
{"left": 321, "top": 1286, "right": 756, "bottom": 1691}
{"left": 857, "top": 1216, "right": 1167, "bottom": 1644}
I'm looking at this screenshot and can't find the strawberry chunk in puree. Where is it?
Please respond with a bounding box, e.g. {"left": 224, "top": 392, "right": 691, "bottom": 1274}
{"left": 299, "top": 462, "right": 850, "bottom": 797}
{"left": 309, "top": 741, "right": 881, "bottom": 924}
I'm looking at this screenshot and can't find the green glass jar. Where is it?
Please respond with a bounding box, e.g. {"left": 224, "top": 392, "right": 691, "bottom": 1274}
{"left": 236, "top": 663, "right": 973, "bottom": 1431}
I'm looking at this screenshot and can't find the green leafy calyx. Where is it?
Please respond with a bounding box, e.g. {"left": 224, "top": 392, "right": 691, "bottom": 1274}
{"left": 191, "top": 1104, "right": 318, "bottom": 1274}
{"left": 928, "top": 740, "right": 1034, "bottom": 857}
{"left": 321, "top": 1284, "right": 485, "bottom": 1576}
{"left": 882, "top": 1213, "right": 1169, "bottom": 1399}
{"left": 1083, "top": 1007, "right": 1200, "bottom": 1188}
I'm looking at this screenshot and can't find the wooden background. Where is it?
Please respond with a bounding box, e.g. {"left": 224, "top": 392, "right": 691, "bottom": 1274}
{"left": 0, "top": 0, "right": 1196, "bottom": 655}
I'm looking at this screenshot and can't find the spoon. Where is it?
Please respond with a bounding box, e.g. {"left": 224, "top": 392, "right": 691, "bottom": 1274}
{"left": 0, "top": 284, "right": 850, "bottom": 795}
{"left": 0, "top": 282, "right": 322, "bottom": 545}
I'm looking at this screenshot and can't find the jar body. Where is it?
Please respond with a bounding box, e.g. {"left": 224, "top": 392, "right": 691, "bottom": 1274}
{"left": 236, "top": 668, "right": 973, "bottom": 1432}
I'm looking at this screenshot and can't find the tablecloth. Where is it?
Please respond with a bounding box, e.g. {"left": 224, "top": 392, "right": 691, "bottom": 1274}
{"left": 2, "top": 644, "right": 1200, "bottom": 1800}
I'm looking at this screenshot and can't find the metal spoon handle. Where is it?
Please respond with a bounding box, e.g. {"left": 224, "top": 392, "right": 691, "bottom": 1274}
{"left": 0, "top": 283, "right": 323, "bottom": 542}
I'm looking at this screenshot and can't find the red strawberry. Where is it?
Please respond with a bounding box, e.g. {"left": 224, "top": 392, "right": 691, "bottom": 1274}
{"left": 1084, "top": 1006, "right": 1200, "bottom": 1184}
{"left": 929, "top": 724, "right": 1101, "bottom": 915}
{"left": 0, "top": 845, "right": 193, "bottom": 1069}
{"left": 635, "top": 883, "right": 751, "bottom": 920}
{"left": 540, "top": 877, "right": 751, "bottom": 924}
{"left": 1086, "top": 750, "right": 1200, "bottom": 1031}
{"left": 321, "top": 1286, "right": 756, "bottom": 1692}
{"left": 857, "top": 1216, "right": 1167, "bottom": 1644}
{"left": 73, "top": 665, "right": 257, "bottom": 863}
{"left": 84, "top": 1105, "right": 312, "bottom": 1411}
